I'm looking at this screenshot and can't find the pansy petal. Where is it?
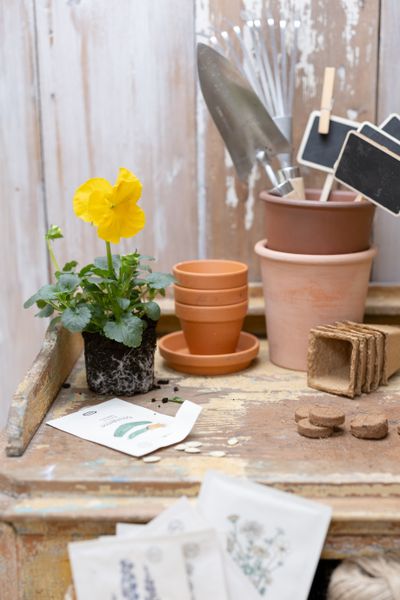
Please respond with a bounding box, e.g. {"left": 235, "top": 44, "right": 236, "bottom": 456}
{"left": 96, "top": 214, "right": 123, "bottom": 244}
{"left": 113, "top": 168, "right": 142, "bottom": 206}
{"left": 73, "top": 178, "right": 113, "bottom": 223}
{"left": 116, "top": 203, "right": 146, "bottom": 238}
{"left": 87, "top": 191, "right": 113, "bottom": 226}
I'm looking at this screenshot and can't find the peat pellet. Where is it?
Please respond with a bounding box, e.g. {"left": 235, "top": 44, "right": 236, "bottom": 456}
{"left": 309, "top": 405, "right": 345, "bottom": 427}
{"left": 297, "top": 418, "right": 333, "bottom": 439}
{"left": 294, "top": 405, "right": 312, "bottom": 423}
{"left": 350, "top": 414, "right": 388, "bottom": 440}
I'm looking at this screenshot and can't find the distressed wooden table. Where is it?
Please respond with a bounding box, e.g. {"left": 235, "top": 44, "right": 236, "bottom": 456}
{"left": 1, "top": 326, "right": 400, "bottom": 599}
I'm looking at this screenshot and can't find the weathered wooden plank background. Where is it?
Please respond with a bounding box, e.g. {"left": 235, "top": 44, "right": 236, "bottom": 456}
{"left": 1, "top": 0, "right": 398, "bottom": 427}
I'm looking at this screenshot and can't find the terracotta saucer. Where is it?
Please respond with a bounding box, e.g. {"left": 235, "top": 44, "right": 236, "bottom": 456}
{"left": 158, "top": 331, "right": 259, "bottom": 375}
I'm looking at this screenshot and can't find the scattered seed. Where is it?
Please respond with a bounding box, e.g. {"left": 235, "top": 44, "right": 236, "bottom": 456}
{"left": 153, "top": 384, "right": 161, "bottom": 390}
{"left": 175, "top": 444, "right": 187, "bottom": 451}
{"left": 162, "top": 397, "right": 169, "bottom": 404}
{"left": 227, "top": 437, "right": 239, "bottom": 446}
{"left": 151, "top": 398, "right": 156, "bottom": 403}
{"left": 62, "top": 382, "right": 71, "bottom": 389}
{"left": 208, "top": 451, "right": 226, "bottom": 458}
{"left": 157, "top": 378, "right": 170, "bottom": 385}
{"left": 184, "top": 447, "right": 201, "bottom": 454}
{"left": 142, "top": 455, "right": 161, "bottom": 463}
{"left": 173, "top": 386, "right": 179, "bottom": 392}
{"left": 186, "top": 441, "right": 202, "bottom": 448}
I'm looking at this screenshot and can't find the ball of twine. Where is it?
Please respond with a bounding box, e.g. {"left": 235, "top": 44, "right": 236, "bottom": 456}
{"left": 328, "top": 557, "right": 400, "bottom": 600}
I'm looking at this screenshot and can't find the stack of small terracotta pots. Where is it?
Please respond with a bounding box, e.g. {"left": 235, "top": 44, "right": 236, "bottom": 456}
{"left": 172, "top": 260, "right": 248, "bottom": 355}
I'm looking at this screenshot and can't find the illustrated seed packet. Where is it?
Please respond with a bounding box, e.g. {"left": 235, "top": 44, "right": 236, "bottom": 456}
{"left": 47, "top": 398, "right": 201, "bottom": 457}
{"left": 69, "top": 535, "right": 191, "bottom": 600}
{"left": 198, "top": 471, "right": 332, "bottom": 600}
{"left": 117, "top": 497, "right": 259, "bottom": 600}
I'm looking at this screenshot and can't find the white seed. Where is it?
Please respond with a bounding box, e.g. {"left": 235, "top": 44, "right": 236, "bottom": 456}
{"left": 208, "top": 451, "right": 226, "bottom": 458}
{"left": 184, "top": 447, "right": 201, "bottom": 454}
{"left": 227, "top": 437, "right": 239, "bottom": 446}
{"left": 142, "top": 455, "right": 161, "bottom": 463}
{"left": 175, "top": 444, "right": 187, "bottom": 451}
{"left": 186, "top": 441, "right": 203, "bottom": 448}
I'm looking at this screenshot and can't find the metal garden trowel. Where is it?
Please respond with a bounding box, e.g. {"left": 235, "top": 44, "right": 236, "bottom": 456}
{"left": 197, "top": 42, "right": 296, "bottom": 198}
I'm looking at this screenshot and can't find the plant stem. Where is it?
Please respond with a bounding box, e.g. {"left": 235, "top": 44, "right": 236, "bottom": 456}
{"left": 106, "top": 241, "right": 114, "bottom": 277}
{"left": 47, "top": 239, "right": 60, "bottom": 272}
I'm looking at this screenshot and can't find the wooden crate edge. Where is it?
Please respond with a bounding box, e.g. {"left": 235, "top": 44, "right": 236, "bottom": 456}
{"left": 6, "top": 325, "right": 82, "bottom": 457}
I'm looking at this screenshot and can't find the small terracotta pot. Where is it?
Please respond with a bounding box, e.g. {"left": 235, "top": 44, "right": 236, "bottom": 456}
{"left": 173, "top": 259, "right": 248, "bottom": 290}
{"left": 174, "top": 283, "right": 248, "bottom": 306}
{"left": 260, "top": 188, "right": 376, "bottom": 254}
{"left": 175, "top": 300, "right": 248, "bottom": 355}
{"left": 255, "top": 239, "right": 377, "bottom": 371}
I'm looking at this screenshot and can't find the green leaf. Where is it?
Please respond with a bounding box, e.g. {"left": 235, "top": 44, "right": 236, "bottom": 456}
{"left": 144, "top": 272, "right": 175, "bottom": 289}
{"left": 94, "top": 255, "right": 121, "bottom": 275}
{"left": 45, "top": 225, "right": 63, "bottom": 240}
{"left": 78, "top": 264, "right": 96, "bottom": 277}
{"left": 24, "top": 284, "right": 59, "bottom": 308}
{"left": 103, "top": 315, "right": 144, "bottom": 348}
{"left": 138, "top": 254, "right": 155, "bottom": 262}
{"left": 61, "top": 305, "right": 91, "bottom": 332}
{"left": 143, "top": 301, "right": 160, "bottom": 321}
{"left": 49, "top": 316, "right": 61, "bottom": 331}
{"left": 58, "top": 273, "right": 80, "bottom": 292}
{"left": 117, "top": 297, "right": 131, "bottom": 310}
{"left": 63, "top": 260, "right": 78, "bottom": 272}
{"left": 35, "top": 304, "right": 54, "bottom": 318}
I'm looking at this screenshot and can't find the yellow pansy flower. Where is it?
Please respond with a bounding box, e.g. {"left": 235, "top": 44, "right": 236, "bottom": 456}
{"left": 73, "top": 168, "right": 145, "bottom": 244}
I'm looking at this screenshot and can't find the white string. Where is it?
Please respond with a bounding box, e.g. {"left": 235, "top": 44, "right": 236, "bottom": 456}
{"left": 328, "top": 557, "right": 400, "bottom": 600}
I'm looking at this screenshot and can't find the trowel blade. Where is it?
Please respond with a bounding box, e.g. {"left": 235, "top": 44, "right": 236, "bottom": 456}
{"left": 197, "top": 43, "right": 290, "bottom": 181}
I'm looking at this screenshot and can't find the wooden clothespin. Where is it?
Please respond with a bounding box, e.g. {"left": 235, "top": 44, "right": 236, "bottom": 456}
{"left": 318, "top": 67, "right": 335, "bottom": 134}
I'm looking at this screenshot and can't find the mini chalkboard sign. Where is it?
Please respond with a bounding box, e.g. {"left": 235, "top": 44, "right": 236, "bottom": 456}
{"left": 334, "top": 131, "right": 400, "bottom": 216}
{"left": 381, "top": 113, "right": 400, "bottom": 141}
{"left": 358, "top": 122, "right": 400, "bottom": 156}
{"left": 297, "top": 110, "right": 359, "bottom": 173}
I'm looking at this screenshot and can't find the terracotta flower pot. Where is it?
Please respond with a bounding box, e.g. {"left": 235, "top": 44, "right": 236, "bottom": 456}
{"left": 255, "top": 240, "right": 377, "bottom": 371}
{"left": 260, "top": 188, "right": 376, "bottom": 254}
{"left": 173, "top": 259, "right": 248, "bottom": 290}
{"left": 175, "top": 300, "right": 248, "bottom": 355}
{"left": 174, "top": 283, "right": 248, "bottom": 306}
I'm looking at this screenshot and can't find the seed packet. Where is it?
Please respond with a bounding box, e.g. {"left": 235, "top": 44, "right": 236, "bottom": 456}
{"left": 198, "top": 471, "right": 332, "bottom": 600}
{"left": 116, "top": 497, "right": 259, "bottom": 600}
{"left": 47, "top": 398, "right": 201, "bottom": 457}
{"left": 69, "top": 534, "right": 191, "bottom": 600}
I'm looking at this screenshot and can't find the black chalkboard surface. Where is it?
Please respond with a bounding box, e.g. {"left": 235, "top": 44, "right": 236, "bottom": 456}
{"left": 297, "top": 110, "right": 359, "bottom": 172}
{"left": 359, "top": 122, "right": 400, "bottom": 156}
{"left": 334, "top": 131, "right": 400, "bottom": 216}
{"left": 381, "top": 113, "right": 400, "bottom": 141}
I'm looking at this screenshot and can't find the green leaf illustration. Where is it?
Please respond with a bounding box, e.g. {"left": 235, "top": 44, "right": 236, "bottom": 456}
{"left": 113, "top": 421, "right": 151, "bottom": 437}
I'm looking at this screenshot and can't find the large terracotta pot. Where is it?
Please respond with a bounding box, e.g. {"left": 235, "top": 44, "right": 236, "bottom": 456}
{"left": 173, "top": 259, "right": 248, "bottom": 290}
{"left": 255, "top": 240, "right": 377, "bottom": 371}
{"left": 260, "top": 189, "right": 376, "bottom": 254}
{"left": 175, "top": 300, "right": 248, "bottom": 355}
{"left": 174, "top": 283, "right": 248, "bottom": 306}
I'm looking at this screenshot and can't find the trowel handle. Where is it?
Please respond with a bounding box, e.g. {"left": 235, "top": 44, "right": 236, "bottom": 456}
{"left": 283, "top": 188, "right": 299, "bottom": 200}
{"left": 278, "top": 167, "right": 305, "bottom": 199}
{"left": 289, "top": 177, "right": 305, "bottom": 199}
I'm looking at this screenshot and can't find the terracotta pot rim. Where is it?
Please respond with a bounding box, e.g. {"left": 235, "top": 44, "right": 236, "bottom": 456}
{"left": 259, "top": 188, "right": 373, "bottom": 209}
{"left": 175, "top": 300, "right": 248, "bottom": 311}
{"left": 254, "top": 239, "right": 377, "bottom": 264}
{"left": 174, "top": 283, "right": 248, "bottom": 294}
{"left": 158, "top": 331, "right": 259, "bottom": 364}
{"left": 175, "top": 300, "right": 248, "bottom": 323}
{"left": 173, "top": 259, "right": 248, "bottom": 278}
